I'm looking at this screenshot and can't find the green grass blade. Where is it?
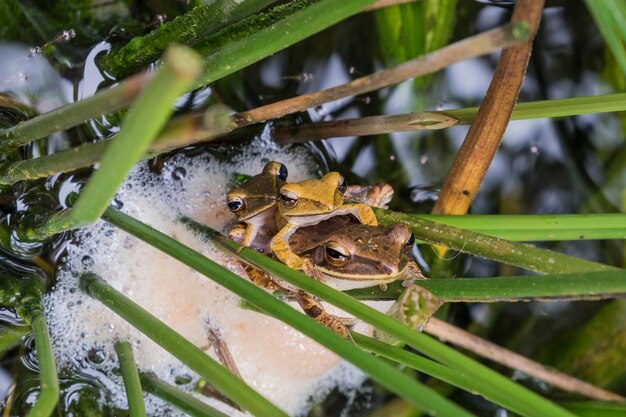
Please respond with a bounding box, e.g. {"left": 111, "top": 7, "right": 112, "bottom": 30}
{"left": 447, "top": 92, "right": 626, "bottom": 123}
{"left": 115, "top": 341, "right": 147, "bottom": 417}
{"left": 25, "top": 45, "right": 202, "bottom": 240}
{"left": 196, "top": 0, "right": 378, "bottom": 87}
{"left": 584, "top": 0, "right": 626, "bottom": 76}
{"left": 562, "top": 401, "right": 626, "bottom": 417}
{"left": 347, "top": 271, "right": 626, "bottom": 302}
{"left": 24, "top": 306, "right": 59, "bottom": 417}
{"left": 80, "top": 273, "right": 289, "bottom": 417}
{"left": 102, "top": 208, "right": 476, "bottom": 417}
{"left": 100, "top": 0, "right": 279, "bottom": 77}
{"left": 416, "top": 213, "right": 626, "bottom": 241}
{"left": 375, "top": 209, "right": 617, "bottom": 274}
{"left": 0, "top": 325, "right": 28, "bottom": 354}
{"left": 140, "top": 373, "right": 230, "bottom": 417}
{"left": 178, "top": 217, "right": 576, "bottom": 417}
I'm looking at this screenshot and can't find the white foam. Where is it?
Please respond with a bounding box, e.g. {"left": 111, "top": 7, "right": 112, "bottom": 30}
{"left": 44, "top": 140, "right": 369, "bottom": 416}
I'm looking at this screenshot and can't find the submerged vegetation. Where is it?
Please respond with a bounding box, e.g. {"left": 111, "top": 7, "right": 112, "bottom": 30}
{"left": 0, "top": 0, "right": 626, "bottom": 416}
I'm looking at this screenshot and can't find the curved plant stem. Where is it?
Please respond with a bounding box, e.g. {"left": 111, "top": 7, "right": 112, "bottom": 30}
{"left": 102, "top": 208, "right": 477, "bottom": 417}
{"left": 140, "top": 373, "right": 230, "bottom": 417}
{"left": 432, "top": 0, "right": 544, "bottom": 215}
{"left": 374, "top": 209, "right": 616, "bottom": 274}
{"left": 424, "top": 318, "right": 624, "bottom": 402}
{"left": 115, "top": 341, "right": 147, "bottom": 417}
{"left": 25, "top": 46, "right": 202, "bottom": 240}
{"left": 80, "top": 274, "right": 289, "bottom": 417}
{"left": 347, "top": 270, "right": 626, "bottom": 302}
{"left": 100, "top": 0, "right": 278, "bottom": 77}
{"left": 234, "top": 23, "right": 523, "bottom": 126}
{"left": 178, "top": 216, "right": 576, "bottom": 417}
{"left": 24, "top": 306, "right": 59, "bottom": 417}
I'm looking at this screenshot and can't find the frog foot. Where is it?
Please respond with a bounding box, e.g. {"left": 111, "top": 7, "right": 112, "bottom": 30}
{"left": 296, "top": 290, "right": 353, "bottom": 341}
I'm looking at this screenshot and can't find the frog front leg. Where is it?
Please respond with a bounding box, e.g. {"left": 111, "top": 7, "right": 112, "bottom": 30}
{"left": 270, "top": 223, "right": 315, "bottom": 275}
{"left": 335, "top": 204, "right": 378, "bottom": 226}
{"left": 296, "top": 290, "right": 353, "bottom": 341}
{"left": 228, "top": 222, "right": 257, "bottom": 247}
{"left": 229, "top": 223, "right": 288, "bottom": 292}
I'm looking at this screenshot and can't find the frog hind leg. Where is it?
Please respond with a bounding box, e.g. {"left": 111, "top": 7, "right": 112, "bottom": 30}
{"left": 345, "top": 183, "right": 394, "bottom": 208}
{"left": 296, "top": 290, "right": 353, "bottom": 341}
{"left": 335, "top": 204, "right": 378, "bottom": 226}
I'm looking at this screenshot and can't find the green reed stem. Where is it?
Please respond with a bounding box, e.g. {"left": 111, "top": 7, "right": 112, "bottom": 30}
{"left": 25, "top": 46, "right": 201, "bottom": 241}
{"left": 140, "top": 373, "right": 230, "bottom": 417}
{"left": 416, "top": 213, "right": 626, "bottom": 241}
{"left": 561, "top": 401, "right": 626, "bottom": 417}
{"left": 375, "top": 209, "right": 617, "bottom": 274}
{"left": 24, "top": 305, "right": 59, "bottom": 417}
{"left": 446, "top": 92, "right": 626, "bottom": 123}
{"left": 100, "top": 0, "right": 278, "bottom": 77}
{"left": 80, "top": 273, "right": 288, "bottom": 417}
{"left": 347, "top": 270, "right": 626, "bottom": 301}
{"left": 177, "top": 216, "right": 575, "bottom": 417}
{"left": 103, "top": 208, "right": 476, "bottom": 417}
{"left": 115, "top": 341, "right": 147, "bottom": 417}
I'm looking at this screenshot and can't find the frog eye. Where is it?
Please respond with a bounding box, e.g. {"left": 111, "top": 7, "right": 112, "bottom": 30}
{"left": 227, "top": 197, "right": 245, "bottom": 212}
{"left": 277, "top": 163, "right": 288, "bottom": 181}
{"left": 337, "top": 175, "right": 347, "bottom": 195}
{"left": 263, "top": 161, "right": 288, "bottom": 181}
{"left": 325, "top": 241, "right": 350, "bottom": 267}
{"left": 279, "top": 189, "right": 298, "bottom": 207}
{"left": 406, "top": 233, "right": 415, "bottom": 247}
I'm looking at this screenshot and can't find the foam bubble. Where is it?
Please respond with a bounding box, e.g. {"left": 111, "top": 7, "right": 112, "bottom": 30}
{"left": 44, "top": 141, "right": 369, "bottom": 416}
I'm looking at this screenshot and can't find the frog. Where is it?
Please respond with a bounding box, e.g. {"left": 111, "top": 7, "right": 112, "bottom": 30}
{"left": 291, "top": 218, "right": 442, "bottom": 341}
{"left": 226, "top": 161, "right": 288, "bottom": 251}
{"left": 270, "top": 172, "right": 379, "bottom": 276}
{"left": 289, "top": 218, "right": 423, "bottom": 290}
{"left": 225, "top": 163, "right": 400, "bottom": 339}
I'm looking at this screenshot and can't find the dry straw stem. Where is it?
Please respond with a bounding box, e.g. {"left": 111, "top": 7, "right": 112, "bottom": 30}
{"left": 234, "top": 23, "right": 526, "bottom": 127}
{"left": 432, "top": 0, "right": 545, "bottom": 215}
{"left": 275, "top": 112, "right": 458, "bottom": 142}
{"left": 425, "top": 318, "right": 625, "bottom": 402}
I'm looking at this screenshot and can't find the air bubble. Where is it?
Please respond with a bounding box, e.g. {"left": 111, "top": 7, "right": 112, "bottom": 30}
{"left": 172, "top": 167, "right": 187, "bottom": 180}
